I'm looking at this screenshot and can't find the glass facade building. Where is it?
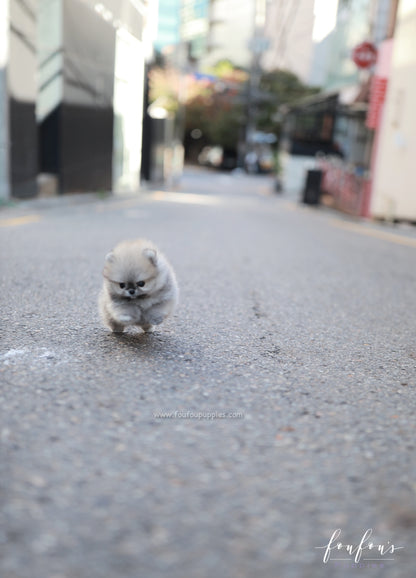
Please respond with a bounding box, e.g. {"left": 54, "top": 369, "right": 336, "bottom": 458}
{"left": 181, "top": 0, "right": 210, "bottom": 59}
{"left": 155, "top": 0, "right": 181, "bottom": 52}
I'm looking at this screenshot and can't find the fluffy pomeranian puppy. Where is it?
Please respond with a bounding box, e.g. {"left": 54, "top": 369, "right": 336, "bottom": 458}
{"left": 98, "top": 239, "right": 178, "bottom": 333}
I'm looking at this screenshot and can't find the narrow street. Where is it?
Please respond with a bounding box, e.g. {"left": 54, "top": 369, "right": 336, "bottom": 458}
{"left": 1, "top": 167, "right": 416, "bottom": 578}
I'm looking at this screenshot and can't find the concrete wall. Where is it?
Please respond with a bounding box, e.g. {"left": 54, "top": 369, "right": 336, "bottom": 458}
{"left": 262, "top": 0, "right": 315, "bottom": 84}
{"left": 36, "top": 0, "right": 146, "bottom": 194}
{"left": 8, "top": 0, "right": 39, "bottom": 198}
{"left": 200, "top": 0, "right": 254, "bottom": 70}
{"left": 370, "top": 0, "right": 416, "bottom": 220}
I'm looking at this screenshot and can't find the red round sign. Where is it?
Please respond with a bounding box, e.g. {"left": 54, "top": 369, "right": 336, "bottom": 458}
{"left": 352, "top": 42, "right": 378, "bottom": 69}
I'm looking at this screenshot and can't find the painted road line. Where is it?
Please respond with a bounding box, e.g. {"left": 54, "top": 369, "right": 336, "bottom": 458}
{"left": 0, "top": 215, "right": 42, "bottom": 227}
{"left": 331, "top": 220, "right": 416, "bottom": 248}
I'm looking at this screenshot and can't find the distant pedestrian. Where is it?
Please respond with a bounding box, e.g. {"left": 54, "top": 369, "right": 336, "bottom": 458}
{"left": 245, "top": 151, "right": 258, "bottom": 174}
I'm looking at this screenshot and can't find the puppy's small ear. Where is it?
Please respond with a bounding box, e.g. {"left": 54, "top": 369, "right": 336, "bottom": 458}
{"left": 143, "top": 247, "right": 158, "bottom": 266}
{"left": 105, "top": 251, "right": 115, "bottom": 263}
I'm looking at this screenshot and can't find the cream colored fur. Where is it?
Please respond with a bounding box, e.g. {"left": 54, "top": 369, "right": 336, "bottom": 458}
{"left": 98, "top": 239, "right": 178, "bottom": 333}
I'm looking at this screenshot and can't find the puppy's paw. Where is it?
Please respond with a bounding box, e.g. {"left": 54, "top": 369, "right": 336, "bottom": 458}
{"left": 140, "top": 324, "right": 155, "bottom": 333}
{"left": 109, "top": 321, "right": 124, "bottom": 333}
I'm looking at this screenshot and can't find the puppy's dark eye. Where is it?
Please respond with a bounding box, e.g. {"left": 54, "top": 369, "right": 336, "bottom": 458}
{"left": 137, "top": 281, "right": 145, "bottom": 288}
{"left": 119, "top": 283, "right": 126, "bottom": 289}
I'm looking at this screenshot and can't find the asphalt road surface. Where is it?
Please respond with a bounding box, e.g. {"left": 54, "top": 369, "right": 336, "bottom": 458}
{"left": 1, "top": 167, "right": 416, "bottom": 578}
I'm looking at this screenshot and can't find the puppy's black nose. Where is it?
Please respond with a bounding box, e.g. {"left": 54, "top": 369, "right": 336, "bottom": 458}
{"left": 129, "top": 289, "right": 135, "bottom": 295}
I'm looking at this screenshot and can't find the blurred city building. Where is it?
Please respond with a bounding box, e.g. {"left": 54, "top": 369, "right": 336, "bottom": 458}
{"left": 1, "top": 0, "right": 38, "bottom": 199}
{"left": 141, "top": 42, "right": 186, "bottom": 186}
{"left": 142, "top": 0, "right": 186, "bottom": 186}
{"left": 181, "top": 0, "right": 211, "bottom": 61}
{"left": 262, "top": 0, "right": 315, "bottom": 85}
{"left": 200, "top": 0, "right": 255, "bottom": 70}
{"left": 1, "top": 0, "right": 156, "bottom": 198}
{"left": 370, "top": 0, "right": 416, "bottom": 221}
{"left": 155, "top": 0, "right": 181, "bottom": 52}
{"left": 180, "top": 0, "right": 415, "bottom": 220}
{"left": 0, "top": 1, "right": 7, "bottom": 200}
{"left": 179, "top": 0, "right": 270, "bottom": 168}
{"left": 2, "top": 0, "right": 415, "bottom": 221}
{"left": 276, "top": 0, "right": 411, "bottom": 220}
{"left": 180, "top": 0, "right": 261, "bottom": 70}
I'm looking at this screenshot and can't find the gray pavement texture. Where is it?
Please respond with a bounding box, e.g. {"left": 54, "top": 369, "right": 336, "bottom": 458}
{"left": 1, "top": 167, "right": 416, "bottom": 578}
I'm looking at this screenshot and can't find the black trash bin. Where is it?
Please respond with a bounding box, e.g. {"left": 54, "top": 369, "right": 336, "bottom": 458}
{"left": 302, "top": 169, "right": 322, "bottom": 205}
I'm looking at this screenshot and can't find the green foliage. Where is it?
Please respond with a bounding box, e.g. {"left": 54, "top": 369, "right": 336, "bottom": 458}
{"left": 257, "top": 69, "right": 320, "bottom": 136}
{"left": 184, "top": 64, "right": 319, "bottom": 150}
{"left": 208, "top": 106, "right": 243, "bottom": 149}
{"left": 260, "top": 69, "right": 318, "bottom": 104}
{"left": 185, "top": 97, "right": 243, "bottom": 149}
{"left": 184, "top": 69, "right": 245, "bottom": 150}
{"left": 206, "top": 59, "right": 248, "bottom": 82}
{"left": 209, "top": 59, "right": 235, "bottom": 78}
{"left": 148, "top": 66, "right": 180, "bottom": 114}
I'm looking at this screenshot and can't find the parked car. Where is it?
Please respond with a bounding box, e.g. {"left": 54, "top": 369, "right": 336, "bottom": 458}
{"left": 244, "top": 145, "right": 274, "bottom": 174}
{"left": 198, "top": 146, "right": 238, "bottom": 170}
{"left": 198, "top": 146, "right": 223, "bottom": 168}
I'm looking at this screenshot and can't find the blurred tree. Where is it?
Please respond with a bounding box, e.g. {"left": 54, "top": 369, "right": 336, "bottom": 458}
{"left": 148, "top": 65, "right": 180, "bottom": 114}
{"left": 207, "top": 59, "right": 248, "bottom": 84}
{"left": 184, "top": 60, "right": 247, "bottom": 159}
{"left": 257, "top": 69, "right": 320, "bottom": 137}
{"left": 184, "top": 63, "right": 319, "bottom": 162}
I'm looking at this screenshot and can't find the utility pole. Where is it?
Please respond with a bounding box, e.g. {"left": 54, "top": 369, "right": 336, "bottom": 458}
{"left": 245, "top": 0, "right": 268, "bottom": 147}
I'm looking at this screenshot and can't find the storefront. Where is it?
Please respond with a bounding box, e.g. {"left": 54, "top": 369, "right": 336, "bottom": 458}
{"left": 280, "top": 86, "right": 374, "bottom": 216}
